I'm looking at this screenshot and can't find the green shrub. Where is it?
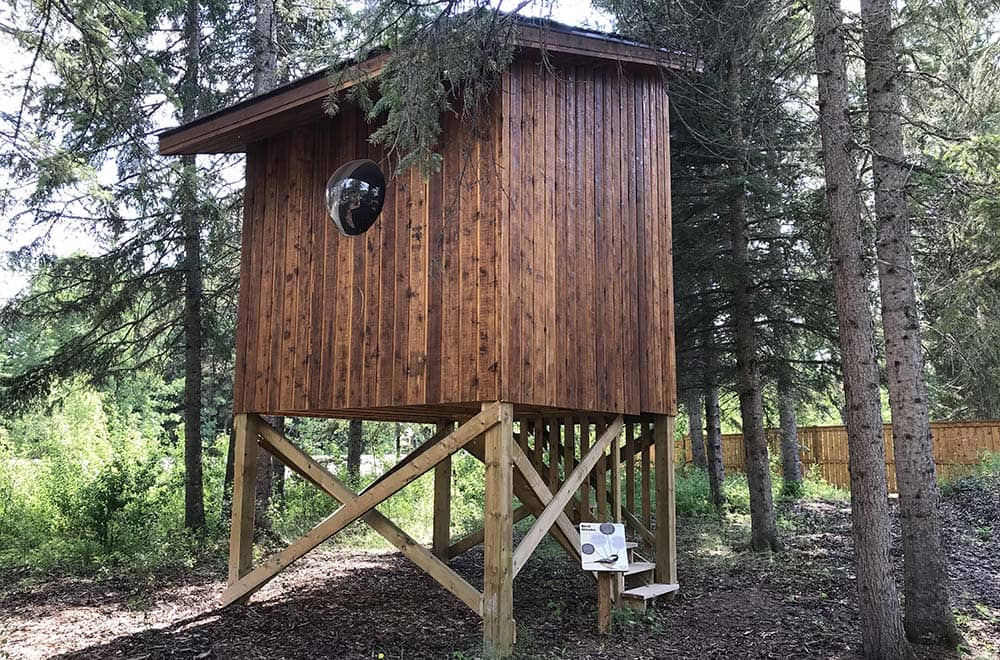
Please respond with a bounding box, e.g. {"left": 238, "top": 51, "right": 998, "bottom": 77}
{"left": 940, "top": 451, "right": 1000, "bottom": 494}
{"left": 672, "top": 462, "right": 846, "bottom": 519}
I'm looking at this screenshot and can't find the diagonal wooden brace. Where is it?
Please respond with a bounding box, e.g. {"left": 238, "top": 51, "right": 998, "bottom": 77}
{"left": 511, "top": 416, "right": 624, "bottom": 576}
{"left": 222, "top": 403, "right": 502, "bottom": 606}
{"left": 465, "top": 436, "right": 579, "bottom": 560}
{"left": 251, "top": 416, "right": 484, "bottom": 615}
{"left": 510, "top": 441, "right": 582, "bottom": 577}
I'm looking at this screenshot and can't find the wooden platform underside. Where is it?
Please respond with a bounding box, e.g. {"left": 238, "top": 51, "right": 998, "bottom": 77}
{"left": 226, "top": 405, "right": 677, "bottom": 658}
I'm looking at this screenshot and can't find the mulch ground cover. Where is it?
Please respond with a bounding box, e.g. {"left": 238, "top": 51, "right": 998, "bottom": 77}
{"left": 1, "top": 483, "right": 997, "bottom": 659}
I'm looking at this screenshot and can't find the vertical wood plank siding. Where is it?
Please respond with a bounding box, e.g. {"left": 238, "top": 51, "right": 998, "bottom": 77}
{"left": 233, "top": 54, "right": 676, "bottom": 418}
{"left": 500, "top": 58, "right": 675, "bottom": 416}
{"left": 234, "top": 100, "right": 502, "bottom": 413}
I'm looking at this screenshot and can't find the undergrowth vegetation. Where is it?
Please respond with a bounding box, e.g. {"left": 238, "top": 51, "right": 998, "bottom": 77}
{"left": 2, "top": 377, "right": 996, "bottom": 576}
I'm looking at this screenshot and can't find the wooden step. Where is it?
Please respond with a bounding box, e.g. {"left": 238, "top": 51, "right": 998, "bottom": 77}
{"left": 625, "top": 541, "right": 638, "bottom": 549}
{"left": 624, "top": 561, "right": 655, "bottom": 576}
{"left": 620, "top": 583, "right": 679, "bottom": 602}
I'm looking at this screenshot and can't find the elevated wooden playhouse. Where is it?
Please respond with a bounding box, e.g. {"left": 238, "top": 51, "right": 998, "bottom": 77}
{"left": 160, "top": 20, "right": 683, "bottom": 657}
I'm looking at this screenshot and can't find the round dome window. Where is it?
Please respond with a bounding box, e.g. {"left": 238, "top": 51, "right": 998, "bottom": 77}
{"left": 325, "top": 159, "right": 386, "bottom": 236}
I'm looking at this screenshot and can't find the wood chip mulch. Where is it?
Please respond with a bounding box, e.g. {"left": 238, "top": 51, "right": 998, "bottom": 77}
{"left": 1, "top": 484, "right": 997, "bottom": 660}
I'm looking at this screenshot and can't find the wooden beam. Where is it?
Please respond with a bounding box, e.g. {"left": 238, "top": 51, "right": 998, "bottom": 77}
{"left": 433, "top": 422, "right": 455, "bottom": 561}
{"left": 483, "top": 403, "right": 515, "bottom": 658}
{"left": 228, "top": 414, "right": 259, "bottom": 587}
{"left": 622, "top": 506, "right": 656, "bottom": 547}
{"left": 641, "top": 422, "right": 652, "bottom": 531}
{"left": 509, "top": 441, "right": 582, "bottom": 578}
{"left": 511, "top": 416, "right": 623, "bottom": 577}
{"left": 580, "top": 417, "right": 591, "bottom": 522}
{"left": 563, "top": 417, "right": 577, "bottom": 522}
{"left": 654, "top": 415, "right": 677, "bottom": 585}
{"left": 625, "top": 423, "right": 636, "bottom": 515}
{"left": 465, "top": 436, "right": 579, "bottom": 560}
{"left": 361, "top": 424, "right": 454, "bottom": 496}
{"left": 251, "top": 416, "right": 485, "bottom": 615}
{"left": 596, "top": 420, "right": 608, "bottom": 520}
{"left": 547, "top": 418, "right": 560, "bottom": 491}
{"left": 612, "top": 424, "right": 622, "bottom": 524}
{"left": 222, "top": 405, "right": 501, "bottom": 606}
{"left": 448, "top": 506, "right": 531, "bottom": 559}
{"left": 597, "top": 572, "right": 614, "bottom": 635}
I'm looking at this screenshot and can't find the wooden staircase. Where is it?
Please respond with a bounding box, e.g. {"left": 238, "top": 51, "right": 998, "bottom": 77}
{"left": 618, "top": 542, "right": 679, "bottom": 611}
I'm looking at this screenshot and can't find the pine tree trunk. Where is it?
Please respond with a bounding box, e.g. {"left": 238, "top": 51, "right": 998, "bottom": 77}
{"left": 248, "top": 0, "right": 279, "bottom": 532}
{"left": 347, "top": 419, "right": 363, "bottom": 481}
{"left": 859, "top": 0, "right": 960, "bottom": 645}
{"left": 728, "top": 53, "right": 779, "bottom": 552}
{"left": 687, "top": 389, "right": 707, "bottom": 468}
{"left": 222, "top": 420, "right": 235, "bottom": 522}
{"left": 777, "top": 371, "right": 802, "bottom": 490}
{"left": 254, "top": 445, "right": 273, "bottom": 533}
{"left": 704, "top": 382, "right": 726, "bottom": 514}
{"left": 813, "top": 2, "right": 912, "bottom": 656}
{"left": 180, "top": 0, "right": 205, "bottom": 532}
{"left": 252, "top": 0, "right": 277, "bottom": 92}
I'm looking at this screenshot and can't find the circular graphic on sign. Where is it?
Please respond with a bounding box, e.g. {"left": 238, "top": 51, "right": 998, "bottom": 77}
{"left": 325, "top": 159, "right": 386, "bottom": 236}
{"left": 581, "top": 543, "right": 595, "bottom": 555}
{"left": 599, "top": 522, "right": 615, "bottom": 535}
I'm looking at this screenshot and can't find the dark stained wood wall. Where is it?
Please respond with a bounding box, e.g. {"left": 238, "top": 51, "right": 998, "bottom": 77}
{"left": 233, "top": 101, "right": 503, "bottom": 415}
{"left": 232, "top": 53, "right": 675, "bottom": 419}
{"left": 499, "top": 58, "right": 676, "bottom": 416}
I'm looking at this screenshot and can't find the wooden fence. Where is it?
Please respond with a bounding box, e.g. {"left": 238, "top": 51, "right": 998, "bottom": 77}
{"left": 679, "top": 420, "right": 1000, "bottom": 492}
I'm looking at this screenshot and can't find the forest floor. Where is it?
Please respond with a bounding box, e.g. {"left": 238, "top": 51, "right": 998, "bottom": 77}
{"left": 1, "top": 479, "right": 998, "bottom": 660}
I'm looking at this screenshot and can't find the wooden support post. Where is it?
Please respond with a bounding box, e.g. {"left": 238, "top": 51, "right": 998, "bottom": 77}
{"left": 611, "top": 423, "right": 623, "bottom": 600}
{"left": 255, "top": 416, "right": 485, "bottom": 615}
{"left": 223, "top": 405, "right": 501, "bottom": 606}
{"left": 229, "top": 413, "right": 258, "bottom": 587}
{"left": 563, "top": 417, "right": 577, "bottom": 522}
{"left": 611, "top": 425, "right": 622, "bottom": 525}
{"left": 449, "top": 506, "right": 531, "bottom": 559}
{"left": 625, "top": 422, "right": 636, "bottom": 516}
{"left": 433, "top": 422, "right": 454, "bottom": 561}
{"left": 654, "top": 415, "right": 677, "bottom": 585}
{"left": 547, "top": 418, "right": 560, "bottom": 491}
{"left": 483, "top": 402, "right": 515, "bottom": 659}
{"left": 641, "top": 421, "right": 652, "bottom": 532}
{"left": 580, "top": 417, "right": 591, "bottom": 522}
{"left": 596, "top": 420, "right": 608, "bottom": 520}
{"left": 511, "top": 417, "right": 622, "bottom": 576}
{"left": 597, "top": 572, "right": 614, "bottom": 635}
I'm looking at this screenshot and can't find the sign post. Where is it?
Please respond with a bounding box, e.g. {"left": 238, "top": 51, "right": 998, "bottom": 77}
{"left": 580, "top": 522, "right": 627, "bottom": 634}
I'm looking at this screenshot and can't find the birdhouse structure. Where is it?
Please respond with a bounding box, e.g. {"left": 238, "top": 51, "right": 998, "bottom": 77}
{"left": 160, "top": 18, "right": 686, "bottom": 657}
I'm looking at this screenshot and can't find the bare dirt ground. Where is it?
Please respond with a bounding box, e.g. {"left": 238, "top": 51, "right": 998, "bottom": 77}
{"left": 1, "top": 484, "right": 997, "bottom": 660}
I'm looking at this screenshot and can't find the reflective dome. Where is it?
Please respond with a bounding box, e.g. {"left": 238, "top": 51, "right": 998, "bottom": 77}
{"left": 325, "top": 159, "right": 386, "bottom": 236}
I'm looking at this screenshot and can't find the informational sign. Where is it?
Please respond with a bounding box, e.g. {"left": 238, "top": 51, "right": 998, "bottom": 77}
{"left": 579, "top": 522, "right": 628, "bottom": 572}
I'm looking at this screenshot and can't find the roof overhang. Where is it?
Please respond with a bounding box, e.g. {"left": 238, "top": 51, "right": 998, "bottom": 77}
{"left": 158, "top": 20, "right": 696, "bottom": 156}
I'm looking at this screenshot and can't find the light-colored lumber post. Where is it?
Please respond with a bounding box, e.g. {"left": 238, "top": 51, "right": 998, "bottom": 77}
{"left": 641, "top": 421, "right": 652, "bottom": 531}
{"left": 563, "top": 417, "right": 577, "bottom": 521}
{"left": 483, "top": 402, "right": 515, "bottom": 659}
{"left": 625, "top": 422, "right": 635, "bottom": 515}
{"left": 597, "top": 572, "right": 614, "bottom": 635}
{"left": 579, "top": 417, "right": 591, "bottom": 522}
{"left": 611, "top": 422, "right": 623, "bottom": 599}
{"left": 229, "top": 413, "right": 259, "bottom": 586}
{"left": 433, "top": 422, "right": 454, "bottom": 561}
{"left": 612, "top": 424, "right": 622, "bottom": 524}
{"left": 654, "top": 414, "right": 677, "bottom": 585}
